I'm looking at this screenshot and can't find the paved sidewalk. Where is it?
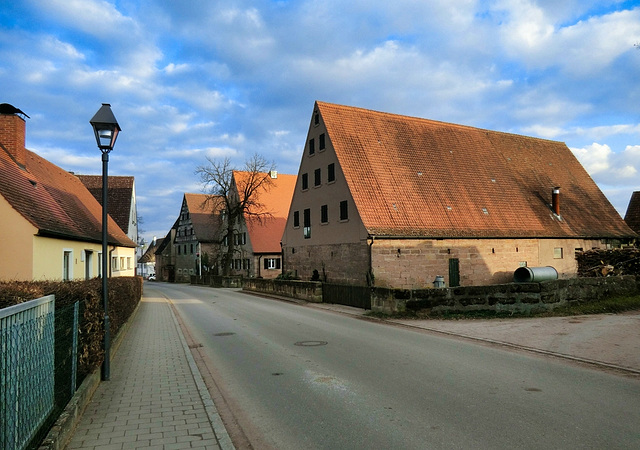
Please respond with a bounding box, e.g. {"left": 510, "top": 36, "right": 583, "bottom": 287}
{"left": 66, "top": 294, "right": 233, "bottom": 450}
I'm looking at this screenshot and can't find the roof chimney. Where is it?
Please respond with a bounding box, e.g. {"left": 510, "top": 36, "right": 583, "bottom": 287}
{"left": 552, "top": 187, "right": 560, "bottom": 215}
{"left": 269, "top": 170, "right": 278, "bottom": 179}
{"left": 0, "top": 103, "right": 29, "bottom": 169}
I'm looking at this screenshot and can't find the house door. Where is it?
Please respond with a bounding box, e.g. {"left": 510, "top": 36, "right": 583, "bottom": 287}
{"left": 449, "top": 258, "right": 460, "bottom": 287}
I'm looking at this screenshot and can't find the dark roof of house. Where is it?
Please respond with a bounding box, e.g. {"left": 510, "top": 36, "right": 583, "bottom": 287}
{"left": 77, "top": 175, "right": 134, "bottom": 235}
{"left": 0, "top": 145, "right": 135, "bottom": 247}
{"left": 184, "top": 193, "right": 223, "bottom": 243}
{"left": 624, "top": 191, "right": 640, "bottom": 234}
{"left": 317, "top": 101, "right": 636, "bottom": 239}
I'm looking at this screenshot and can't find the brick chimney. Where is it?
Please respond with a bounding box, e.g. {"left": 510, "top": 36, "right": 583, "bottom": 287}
{"left": 0, "top": 106, "right": 27, "bottom": 168}
{"left": 552, "top": 186, "right": 560, "bottom": 215}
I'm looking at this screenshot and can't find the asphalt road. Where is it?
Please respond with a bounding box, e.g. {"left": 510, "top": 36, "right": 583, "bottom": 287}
{"left": 147, "top": 283, "right": 640, "bottom": 449}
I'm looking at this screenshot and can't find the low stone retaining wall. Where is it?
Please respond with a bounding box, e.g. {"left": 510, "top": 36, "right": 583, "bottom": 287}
{"left": 372, "top": 276, "right": 639, "bottom": 314}
{"left": 191, "top": 275, "right": 243, "bottom": 288}
{"left": 242, "top": 279, "right": 323, "bottom": 303}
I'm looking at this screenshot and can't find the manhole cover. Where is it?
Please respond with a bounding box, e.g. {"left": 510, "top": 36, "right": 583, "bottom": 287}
{"left": 214, "top": 332, "right": 235, "bottom": 337}
{"left": 294, "top": 340, "right": 328, "bottom": 347}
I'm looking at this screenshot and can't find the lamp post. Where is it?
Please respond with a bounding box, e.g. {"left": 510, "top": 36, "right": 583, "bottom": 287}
{"left": 90, "top": 103, "right": 121, "bottom": 381}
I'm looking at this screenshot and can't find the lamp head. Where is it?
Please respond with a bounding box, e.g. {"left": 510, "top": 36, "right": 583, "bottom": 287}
{"left": 90, "top": 103, "right": 121, "bottom": 151}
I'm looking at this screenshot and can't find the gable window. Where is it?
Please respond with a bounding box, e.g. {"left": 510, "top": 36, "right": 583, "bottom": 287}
{"left": 321, "top": 204, "right": 328, "bottom": 224}
{"left": 309, "top": 138, "right": 315, "bottom": 155}
{"left": 234, "top": 232, "right": 247, "bottom": 245}
{"left": 302, "top": 173, "right": 309, "bottom": 190}
{"left": 328, "top": 163, "right": 335, "bottom": 183}
{"left": 314, "top": 168, "right": 321, "bottom": 187}
{"left": 340, "top": 200, "right": 349, "bottom": 221}
{"left": 293, "top": 210, "right": 300, "bottom": 228}
{"left": 190, "top": 244, "right": 194, "bottom": 254}
{"left": 319, "top": 133, "right": 326, "bottom": 150}
{"left": 303, "top": 208, "right": 311, "bottom": 239}
{"left": 314, "top": 111, "right": 319, "bottom": 126}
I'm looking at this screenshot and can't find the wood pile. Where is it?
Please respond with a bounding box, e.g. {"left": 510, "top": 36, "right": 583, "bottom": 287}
{"left": 576, "top": 248, "right": 640, "bottom": 277}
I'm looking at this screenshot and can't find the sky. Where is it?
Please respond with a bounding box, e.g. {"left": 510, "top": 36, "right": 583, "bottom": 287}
{"left": 1, "top": 0, "right": 639, "bottom": 245}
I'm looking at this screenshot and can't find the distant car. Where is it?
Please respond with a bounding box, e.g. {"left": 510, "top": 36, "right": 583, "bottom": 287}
{"left": 148, "top": 275, "right": 156, "bottom": 281}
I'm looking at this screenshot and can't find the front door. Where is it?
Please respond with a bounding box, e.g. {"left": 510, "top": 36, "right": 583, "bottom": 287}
{"left": 449, "top": 258, "right": 460, "bottom": 287}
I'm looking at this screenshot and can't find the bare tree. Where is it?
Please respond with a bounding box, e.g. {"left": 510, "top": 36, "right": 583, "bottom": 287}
{"left": 195, "top": 153, "right": 275, "bottom": 276}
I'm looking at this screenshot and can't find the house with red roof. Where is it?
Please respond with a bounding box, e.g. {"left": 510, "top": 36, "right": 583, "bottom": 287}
{"left": 229, "top": 170, "right": 297, "bottom": 279}
{"left": 281, "top": 101, "right": 637, "bottom": 288}
{"left": 0, "top": 104, "right": 136, "bottom": 281}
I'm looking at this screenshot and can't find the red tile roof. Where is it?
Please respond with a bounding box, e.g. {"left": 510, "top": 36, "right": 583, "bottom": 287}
{"left": 77, "top": 175, "right": 134, "bottom": 235}
{"left": 624, "top": 191, "right": 640, "bottom": 234}
{"left": 0, "top": 147, "right": 135, "bottom": 247}
{"left": 317, "top": 101, "right": 636, "bottom": 239}
{"left": 233, "top": 171, "right": 297, "bottom": 253}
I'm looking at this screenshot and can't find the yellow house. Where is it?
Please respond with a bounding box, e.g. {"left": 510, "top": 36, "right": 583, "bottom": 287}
{"left": 0, "top": 103, "right": 136, "bottom": 281}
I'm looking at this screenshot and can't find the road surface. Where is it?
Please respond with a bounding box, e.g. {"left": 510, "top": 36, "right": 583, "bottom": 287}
{"left": 146, "top": 282, "right": 640, "bottom": 449}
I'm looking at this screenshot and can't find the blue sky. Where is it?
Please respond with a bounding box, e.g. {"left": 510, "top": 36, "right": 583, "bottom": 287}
{"left": 1, "top": 0, "right": 639, "bottom": 244}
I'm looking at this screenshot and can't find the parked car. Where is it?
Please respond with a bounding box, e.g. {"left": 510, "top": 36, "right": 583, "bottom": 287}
{"left": 148, "top": 274, "right": 156, "bottom": 281}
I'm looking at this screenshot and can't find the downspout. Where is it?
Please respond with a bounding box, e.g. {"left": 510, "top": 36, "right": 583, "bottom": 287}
{"left": 258, "top": 255, "right": 263, "bottom": 278}
{"left": 367, "top": 235, "right": 375, "bottom": 286}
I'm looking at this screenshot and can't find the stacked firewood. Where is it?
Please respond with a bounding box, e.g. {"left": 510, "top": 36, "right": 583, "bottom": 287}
{"left": 576, "top": 248, "right": 640, "bottom": 277}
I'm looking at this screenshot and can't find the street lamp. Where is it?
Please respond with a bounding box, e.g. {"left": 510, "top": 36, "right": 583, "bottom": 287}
{"left": 90, "top": 103, "right": 121, "bottom": 381}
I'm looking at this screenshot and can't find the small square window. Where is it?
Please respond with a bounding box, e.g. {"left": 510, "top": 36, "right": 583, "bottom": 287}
{"left": 554, "top": 247, "right": 563, "bottom": 259}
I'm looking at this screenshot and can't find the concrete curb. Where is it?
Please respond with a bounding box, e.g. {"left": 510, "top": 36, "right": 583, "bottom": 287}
{"left": 38, "top": 301, "right": 141, "bottom": 450}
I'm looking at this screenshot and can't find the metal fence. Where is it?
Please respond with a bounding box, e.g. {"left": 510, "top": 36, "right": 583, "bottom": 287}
{"left": 1, "top": 295, "right": 55, "bottom": 450}
{"left": 0, "top": 296, "right": 83, "bottom": 450}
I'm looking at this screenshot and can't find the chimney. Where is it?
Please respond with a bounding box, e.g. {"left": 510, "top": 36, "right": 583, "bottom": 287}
{"left": 0, "top": 104, "right": 28, "bottom": 169}
{"left": 269, "top": 170, "right": 278, "bottom": 179}
{"left": 552, "top": 187, "right": 560, "bottom": 215}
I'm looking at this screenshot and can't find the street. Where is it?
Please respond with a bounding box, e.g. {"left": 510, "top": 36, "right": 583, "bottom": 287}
{"left": 146, "top": 283, "right": 640, "bottom": 449}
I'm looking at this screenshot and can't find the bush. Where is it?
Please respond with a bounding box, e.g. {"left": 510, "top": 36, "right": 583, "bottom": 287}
{"left": 0, "top": 277, "right": 142, "bottom": 376}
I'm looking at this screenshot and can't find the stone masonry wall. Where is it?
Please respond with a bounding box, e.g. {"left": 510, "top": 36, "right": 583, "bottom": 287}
{"left": 371, "top": 276, "right": 639, "bottom": 314}
{"left": 283, "top": 242, "right": 369, "bottom": 285}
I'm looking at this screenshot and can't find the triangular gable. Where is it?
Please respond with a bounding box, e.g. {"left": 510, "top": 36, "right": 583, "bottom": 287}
{"left": 624, "top": 191, "right": 640, "bottom": 234}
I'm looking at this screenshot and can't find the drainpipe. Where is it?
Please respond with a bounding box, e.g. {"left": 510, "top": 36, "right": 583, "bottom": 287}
{"left": 367, "top": 235, "right": 375, "bottom": 286}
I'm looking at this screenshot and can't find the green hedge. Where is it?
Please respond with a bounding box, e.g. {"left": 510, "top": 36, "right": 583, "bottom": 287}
{"left": 0, "top": 277, "right": 142, "bottom": 377}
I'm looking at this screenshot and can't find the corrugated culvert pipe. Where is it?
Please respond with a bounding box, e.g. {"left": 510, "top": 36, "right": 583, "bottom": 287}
{"left": 513, "top": 266, "right": 558, "bottom": 282}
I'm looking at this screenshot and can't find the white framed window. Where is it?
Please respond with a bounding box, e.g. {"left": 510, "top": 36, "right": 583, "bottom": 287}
{"left": 264, "top": 258, "right": 281, "bottom": 270}
{"left": 63, "top": 249, "right": 73, "bottom": 281}
{"left": 553, "top": 247, "right": 564, "bottom": 259}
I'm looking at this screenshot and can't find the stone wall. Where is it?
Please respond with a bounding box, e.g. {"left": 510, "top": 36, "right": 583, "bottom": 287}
{"left": 243, "top": 278, "right": 323, "bottom": 302}
{"left": 283, "top": 242, "right": 369, "bottom": 285}
{"left": 371, "top": 276, "right": 639, "bottom": 314}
